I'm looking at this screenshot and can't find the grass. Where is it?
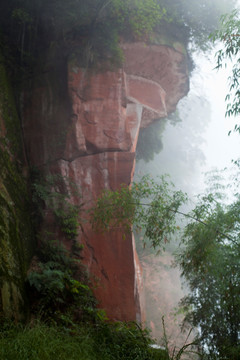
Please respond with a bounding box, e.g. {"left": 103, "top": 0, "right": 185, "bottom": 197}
{"left": 0, "top": 320, "right": 168, "bottom": 360}
{"left": 0, "top": 322, "right": 96, "bottom": 360}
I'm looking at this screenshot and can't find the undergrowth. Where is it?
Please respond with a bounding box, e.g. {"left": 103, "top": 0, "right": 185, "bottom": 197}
{"left": 0, "top": 321, "right": 96, "bottom": 360}
{"left": 0, "top": 319, "right": 168, "bottom": 360}
{"left": 0, "top": 172, "right": 191, "bottom": 360}
{"left": 0, "top": 239, "right": 168, "bottom": 360}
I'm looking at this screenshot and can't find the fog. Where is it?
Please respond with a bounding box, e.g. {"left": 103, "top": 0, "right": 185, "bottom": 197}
{"left": 134, "top": 42, "right": 240, "bottom": 349}
{"left": 136, "top": 48, "right": 240, "bottom": 196}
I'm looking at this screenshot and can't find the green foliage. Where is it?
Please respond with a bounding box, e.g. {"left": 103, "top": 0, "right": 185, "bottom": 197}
{"left": 91, "top": 175, "right": 187, "bottom": 250}
{"left": 55, "top": 204, "right": 80, "bottom": 240}
{"left": 176, "top": 165, "right": 240, "bottom": 358}
{"left": 91, "top": 162, "right": 240, "bottom": 358}
{"left": 0, "top": 321, "right": 97, "bottom": 360}
{"left": 0, "top": 0, "right": 167, "bottom": 73}
{"left": 136, "top": 113, "right": 183, "bottom": 163}
{"left": 31, "top": 171, "right": 81, "bottom": 241}
{"left": 92, "top": 320, "right": 169, "bottom": 360}
{"left": 136, "top": 119, "right": 166, "bottom": 162}
{"left": 1, "top": 0, "right": 236, "bottom": 80}
{"left": 110, "top": 0, "right": 165, "bottom": 39}
{"left": 0, "top": 319, "right": 168, "bottom": 360}
{"left": 211, "top": 9, "right": 240, "bottom": 132}
{"left": 27, "top": 240, "right": 96, "bottom": 321}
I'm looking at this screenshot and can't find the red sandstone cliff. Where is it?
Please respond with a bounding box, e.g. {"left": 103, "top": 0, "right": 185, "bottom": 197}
{"left": 23, "top": 42, "right": 189, "bottom": 322}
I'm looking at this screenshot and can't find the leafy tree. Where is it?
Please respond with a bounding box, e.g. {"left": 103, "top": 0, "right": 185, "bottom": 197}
{"left": 211, "top": 9, "right": 240, "bottom": 133}
{"left": 176, "top": 165, "right": 240, "bottom": 359}
{"left": 91, "top": 174, "right": 187, "bottom": 250}
{"left": 91, "top": 165, "right": 240, "bottom": 358}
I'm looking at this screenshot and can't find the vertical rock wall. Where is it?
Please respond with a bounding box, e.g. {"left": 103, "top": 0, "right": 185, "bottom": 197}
{"left": 23, "top": 42, "right": 189, "bottom": 321}
{"left": 0, "top": 56, "right": 34, "bottom": 320}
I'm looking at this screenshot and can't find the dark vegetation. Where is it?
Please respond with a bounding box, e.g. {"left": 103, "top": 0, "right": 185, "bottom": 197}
{"left": 136, "top": 120, "right": 166, "bottom": 162}
{"left": 136, "top": 112, "right": 183, "bottom": 162}
{"left": 0, "top": 317, "right": 167, "bottom": 360}
{"left": 0, "top": 0, "right": 236, "bottom": 84}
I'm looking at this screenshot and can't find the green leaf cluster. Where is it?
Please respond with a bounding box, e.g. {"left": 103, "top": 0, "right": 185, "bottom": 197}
{"left": 91, "top": 175, "right": 187, "bottom": 250}
{"left": 0, "top": 319, "right": 168, "bottom": 360}
{"left": 31, "top": 171, "right": 81, "bottom": 241}
{"left": 211, "top": 9, "right": 240, "bottom": 132}
{"left": 28, "top": 171, "right": 94, "bottom": 321}
{"left": 27, "top": 239, "right": 96, "bottom": 322}
{"left": 91, "top": 165, "right": 240, "bottom": 358}
{"left": 176, "top": 166, "right": 240, "bottom": 358}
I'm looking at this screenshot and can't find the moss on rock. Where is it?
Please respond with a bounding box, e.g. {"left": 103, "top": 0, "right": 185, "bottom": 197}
{"left": 0, "top": 53, "right": 35, "bottom": 320}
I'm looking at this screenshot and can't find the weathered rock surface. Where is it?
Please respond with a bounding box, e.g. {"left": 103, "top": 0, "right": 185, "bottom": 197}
{"left": 122, "top": 42, "right": 189, "bottom": 119}
{"left": 0, "top": 58, "right": 34, "bottom": 320}
{"left": 23, "top": 42, "right": 189, "bottom": 321}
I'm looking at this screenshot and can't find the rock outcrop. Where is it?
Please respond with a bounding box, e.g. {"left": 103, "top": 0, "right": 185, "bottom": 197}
{"left": 23, "top": 42, "right": 189, "bottom": 321}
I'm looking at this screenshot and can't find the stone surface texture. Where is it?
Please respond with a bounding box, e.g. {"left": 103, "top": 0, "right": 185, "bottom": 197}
{"left": 0, "top": 59, "right": 34, "bottom": 320}
{"left": 23, "top": 42, "right": 189, "bottom": 322}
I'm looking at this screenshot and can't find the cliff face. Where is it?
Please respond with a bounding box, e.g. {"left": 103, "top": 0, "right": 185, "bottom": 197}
{"left": 0, "top": 56, "right": 34, "bottom": 320}
{"left": 22, "top": 42, "right": 189, "bottom": 321}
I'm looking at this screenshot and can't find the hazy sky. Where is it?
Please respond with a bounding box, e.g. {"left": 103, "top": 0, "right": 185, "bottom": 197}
{"left": 136, "top": 44, "right": 240, "bottom": 197}
{"left": 135, "top": 5, "right": 240, "bottom": 346}
{"left": 196, "top": 48, "right": 240, "bottom": 171}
